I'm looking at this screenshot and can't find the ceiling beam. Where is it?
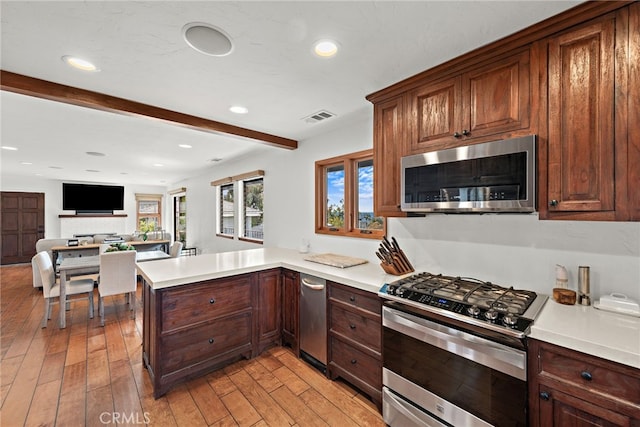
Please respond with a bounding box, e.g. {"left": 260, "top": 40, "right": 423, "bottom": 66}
{"left": 0, "top": 70, "right": 298, "bottom": 150}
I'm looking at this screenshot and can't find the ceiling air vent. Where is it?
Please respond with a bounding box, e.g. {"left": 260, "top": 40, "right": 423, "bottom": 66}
{"left": 303, "top": 110, "right": 336, "bottom": 124}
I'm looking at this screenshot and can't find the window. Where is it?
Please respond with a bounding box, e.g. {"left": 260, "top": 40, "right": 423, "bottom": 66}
{"left": 241, "top": 177, "right": 264, "bottom": 242}
{"left": 315, "top": 149, "right": 385, "bottom": 239}
{"left": 135, "top": 193, "right": 162, "bottom": 234}
{"left": 218, "top": 183, "right": 235, "bottom": 238}
{"left": 212, "top": 170, "right": 264, "bottom": 243}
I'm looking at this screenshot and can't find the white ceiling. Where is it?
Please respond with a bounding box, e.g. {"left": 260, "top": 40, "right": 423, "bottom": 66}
{"left": 1, "top": 1, "right": 580, "bottom": 186}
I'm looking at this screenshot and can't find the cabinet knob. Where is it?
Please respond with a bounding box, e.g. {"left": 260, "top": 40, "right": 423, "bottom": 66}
{"left": 209, "top": 338, "right": 214, "bottom": 344}
{"left": 349, "top": 323, "right": 356, "bottom": 330}
{"left": 539, "top": 392, "right": 550, "bottom": 401}
{"left": 549, "top": 200, "right": 558, "bottom": 207}
{"left": 453, "top": 132, "right": 462, "bottom": 138}
{"left": 349, "top": 296, "right": 356, "bottom": 302}
{"left": 580, "top": 371, "right": 593, "bottom": 381}
{"left": 209, "top": 298, "right": 215, "bottom": 304}
{"left": 350, "top": 359, "right": 357, "bottom": 364}
{"left": 462, "top": 129, "right": 470, "bottom": 136}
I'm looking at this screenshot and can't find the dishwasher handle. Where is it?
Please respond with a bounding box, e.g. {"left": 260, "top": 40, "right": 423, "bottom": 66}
{"left": 301, "top": 276, "right": 325, "bottom": 290}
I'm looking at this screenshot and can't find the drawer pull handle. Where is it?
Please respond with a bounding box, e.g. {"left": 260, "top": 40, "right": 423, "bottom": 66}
{"left": 539, "top": 392, "right": 550, "bottom": 401}
{"left": 349, "top": 323, "right": 356, "bottom": 330}
{"left": 209, "top": 298, "right": 215, "bottom": 304}
{"left": 580, "top": 371, "right": 593, "bottom": 381}
{"left": 350, "top": 359, "right": 357, "bottom": 364}
{"left": 208, "top": 338, "right": 214, "bottom": 344}
{"left": 350, "top": 296, "right": 356, "bottom": 302}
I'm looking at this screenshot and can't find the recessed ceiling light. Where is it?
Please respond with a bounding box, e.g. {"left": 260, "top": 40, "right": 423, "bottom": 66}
{"left": 178, "top": 144, "right": 192, "bottom": 149}
{"left": 20, "top": 161, "right": 32, "bottom": 165}
{"left": 182, "top": 22, "right": 233, "bottom": 57}
{"left": 62, "top": 55, "right": 100, "bottom": 72}
{"left": 153, "top": 163, "right": 164, "bottom": 167}
{"left": 86, "top": 151, "right": 106, "bottom": 157}
{"left": 1, "top": 146, "right": 18, "bottom": 151}
{"left": 229, "top": 105, "right": 248, "bottom": 114}
{"left": 313, "top": 40, "right": 339, "bottom": 58}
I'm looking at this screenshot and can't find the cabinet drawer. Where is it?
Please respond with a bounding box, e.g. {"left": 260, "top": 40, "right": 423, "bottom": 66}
{"left": 538, "top": 344, "right": 640, "bottom": 406}
{"left": 330, "top": 336, "right": 381, "bottom": 388}
{"left": 161, "top": 275, "right": 252, "bottom": 332}
{"left": 161, "top": 312, "right": 252, "bottom": 373}
{"left": 330, "top": 304, "right": 381, "bottom": 352}
{"left": 329, "top": 282, "right": 381, "bottom": 315}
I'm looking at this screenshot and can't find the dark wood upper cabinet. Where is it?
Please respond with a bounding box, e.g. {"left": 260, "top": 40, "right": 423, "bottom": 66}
{"left": 368, "top": 1, "right": 637, "bottom": 222}
{"left": 373, "top": 95, "right": 407, "bottom": 217}
{"left": 408, "top": 49, "right": 531, "bottom": 154}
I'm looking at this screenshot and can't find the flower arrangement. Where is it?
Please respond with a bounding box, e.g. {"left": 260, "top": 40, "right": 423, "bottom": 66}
{"left": 105, "top": 242, "right": 136, "bottom": 252}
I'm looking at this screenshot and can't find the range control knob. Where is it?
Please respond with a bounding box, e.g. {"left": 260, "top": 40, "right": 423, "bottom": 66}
{"left": 467, "top": 305, "right": 481, "bottom": 317}
{"left": 503, "top": 313, "right": 518, "bottom": 326}
{"left": 484, "top": 309, "right": 498, "bottom": 321}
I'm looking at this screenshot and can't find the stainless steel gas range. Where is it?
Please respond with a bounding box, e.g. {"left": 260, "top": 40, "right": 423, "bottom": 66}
{"left": 379, "top": 272, "right": 548, "bottom": 427}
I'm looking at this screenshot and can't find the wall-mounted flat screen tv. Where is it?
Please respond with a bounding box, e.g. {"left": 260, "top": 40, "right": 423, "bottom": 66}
{"left": 62, "top": 183, "right": 125, "bottom": 213}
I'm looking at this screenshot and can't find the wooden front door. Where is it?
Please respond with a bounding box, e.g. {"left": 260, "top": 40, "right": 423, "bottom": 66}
{"left": 1, "top": 192, "right": 45, "bottom": 265}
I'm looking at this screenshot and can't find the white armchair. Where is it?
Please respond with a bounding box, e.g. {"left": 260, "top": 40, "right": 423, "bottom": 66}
{"left": 34, "top": 251, "right": 94, "bottom": 328}
{"left": 98, "top": 250, "right": 137, "bottom": 326}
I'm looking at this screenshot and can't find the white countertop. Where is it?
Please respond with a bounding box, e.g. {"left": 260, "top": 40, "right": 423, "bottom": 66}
{"left": 136, "top": 247, "right": 399, "bottom": 294}
{"left": 530, "top": 299, "right": 640, "bottom": 369}
{"left": 137, "top": 247, "right": 640, "bottom": 370}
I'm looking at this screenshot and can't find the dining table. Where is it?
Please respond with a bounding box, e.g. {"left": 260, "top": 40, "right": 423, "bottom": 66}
{"left": 57, "top": 250, "right": 172, "bottom": 328}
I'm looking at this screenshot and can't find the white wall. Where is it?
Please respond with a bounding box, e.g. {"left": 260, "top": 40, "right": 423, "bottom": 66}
{"left": 174, "top": 114, "right": 640, "bottom": 301}
{"left": 1, "top": 174, "right": 168, "bottom": 238}
{"left": 4, "top": 115, "right": 639, "bottom": 302}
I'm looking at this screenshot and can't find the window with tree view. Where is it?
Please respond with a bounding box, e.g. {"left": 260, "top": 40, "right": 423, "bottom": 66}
{"left": 316, "top": 149, "right": 385, "bottom": 239}
{"left": 219, "top": 183, "right": 234, "bottom": 237}
{"left": 242, "top": 177, "right": 263, "bottom": 241}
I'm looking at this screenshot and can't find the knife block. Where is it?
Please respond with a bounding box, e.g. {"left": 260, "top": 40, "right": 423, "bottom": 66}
{"left": 380, "top": 262, "right": 414, "bottom": 276}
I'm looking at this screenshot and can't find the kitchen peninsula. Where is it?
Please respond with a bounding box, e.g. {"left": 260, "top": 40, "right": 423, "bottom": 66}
{"left": 137, "top": 248, "right": 640, "bottom": 402}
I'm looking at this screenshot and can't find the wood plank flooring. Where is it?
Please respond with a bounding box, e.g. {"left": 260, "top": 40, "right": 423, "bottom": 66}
{"left": 0, "top": 264, "right": 385, "bottom": 426}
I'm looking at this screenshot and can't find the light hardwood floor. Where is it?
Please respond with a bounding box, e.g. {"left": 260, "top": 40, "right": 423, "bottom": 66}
{"left": 0, "top": 264, "right": 385, "bottom": 426}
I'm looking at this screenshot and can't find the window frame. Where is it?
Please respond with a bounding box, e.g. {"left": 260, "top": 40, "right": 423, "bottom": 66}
{"left": 315, "top": 149, "right": 385, "bottom": 239}
{"left": 239, "top": 176, "right": 264, "bottom": 244}
{"left": 135, "top": 193, "right": 162, "bottom": 234}
{"left": 216, "top": 182, "right": 235, "bottom": 239}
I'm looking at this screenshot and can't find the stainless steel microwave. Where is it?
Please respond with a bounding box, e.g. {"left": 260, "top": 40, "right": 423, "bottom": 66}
{"left": 401, "top": 135, "right": 536, "bottom": 213}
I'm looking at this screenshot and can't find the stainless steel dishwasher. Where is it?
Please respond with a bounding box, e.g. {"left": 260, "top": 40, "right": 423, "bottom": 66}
{"left": 299, "top": 273, "right": 327, "bottom": 372}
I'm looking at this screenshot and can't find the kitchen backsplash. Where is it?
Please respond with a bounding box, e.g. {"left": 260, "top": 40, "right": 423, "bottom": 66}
{"left": 388, "top": 214, "right": 640, "bottom": 302}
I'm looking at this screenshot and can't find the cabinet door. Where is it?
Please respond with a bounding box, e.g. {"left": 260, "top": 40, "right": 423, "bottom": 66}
{"left": 407, "top": 76, "right": 461, "bottom": 153}
{"left": 256, "top": 269, "right": 281, "bottom": 353}
{"left": 625, "top": 3, "right": 640, "bottom": 220}
{"left": 281, "top": 269, "right": 299, "bottom": 354}
{"left": 373, "top": 95, "right": 407, "bottom": 217}
{"left": 463, "top": 49, "right": 531, "bottom": 139}
{"left": 546, "top": 17, "right": 615, "bottom": 215}
{"left": 536, "top": 385, "right": 634, "bottom": 427}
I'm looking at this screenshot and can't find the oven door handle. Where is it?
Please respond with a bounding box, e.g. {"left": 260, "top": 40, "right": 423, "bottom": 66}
{"left": 383, "top": 387, "right": 449, "bottom": 427}
{"left": 383, "top": 306, "right": 526, "bottom": 380}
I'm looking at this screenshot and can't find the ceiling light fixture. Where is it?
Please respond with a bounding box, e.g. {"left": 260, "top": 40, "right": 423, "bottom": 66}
{"left": 229, "top": 105, "right": 248, "bottom": 114}
{"left": 182, "top": 22, "right": 233, "bottom": 57}
{"left": 313, "top": 40, "right": 339, "bottom": 58}
{"left": 178, "top": 144, "right": 192, "bottom": 149}
{"left": 1, "top": 146, "right": 18, "bottom": 151}
{"left": 153, "top": 163, "right": 164, "bottom": 167}
{"left": 62, "top": 55, "right": 100, "bottom": 72}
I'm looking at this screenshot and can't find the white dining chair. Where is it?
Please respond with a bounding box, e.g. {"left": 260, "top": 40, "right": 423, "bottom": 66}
{"left": 169, "top": 241, "right": 183, "bottom": 258}
{"left": 98, "top": 250, "right": 137, "bottom": 326}
{"left": 34, "top": 251, "right": 94, "bottom": 328}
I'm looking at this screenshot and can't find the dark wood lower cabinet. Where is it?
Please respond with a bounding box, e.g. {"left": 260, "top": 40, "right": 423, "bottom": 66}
{"left": 256, "top": 269, "right": 282, "bottom": 354}
{"left": 528, "top": 339, "right": 640, "bottom": 426}
{"left": 327, "top": 281, "right": 382, "bottom": 409}
{"left": 281, "top": 269, "right": 300, "bottom": 354}
{"left": 143, "top": 273, "right": 256, "bottom": 398}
